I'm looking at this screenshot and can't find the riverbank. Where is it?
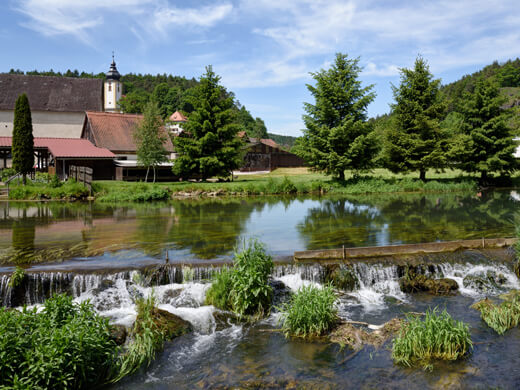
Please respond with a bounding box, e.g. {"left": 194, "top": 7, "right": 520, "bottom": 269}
{"left": 3, "top": 168, "right": 519, "bottom": 201}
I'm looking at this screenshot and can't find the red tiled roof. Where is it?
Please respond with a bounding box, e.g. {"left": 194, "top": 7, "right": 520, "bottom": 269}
{"left": 169, "top": 111, "right": 187, "bottom": 122}
{"left": 260, "top": 139, "right": 281, "bottom": 149}
{"left": 85, "top": 111, "right": 174, "bottom": 153}
{"left": 0, "top": 136, "right": 115, "bottom": 158}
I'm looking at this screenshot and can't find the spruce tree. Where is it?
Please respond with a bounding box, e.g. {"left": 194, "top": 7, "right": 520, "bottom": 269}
{"left": 134, "top": 101, "right": 168, "bottom": 182}
{"left": 12, "top": 93, "right": 34, "bottom": 185}
{"left": 451, "top": 78, "right": 517, "bottom": 181}
{"left": 384, "top": 56, "right": 447, "bottom": 181}
{"left": 173, "top": 66, "right": 243, "bottom": 180}
{"left": 298, "top": 53, "right": 378, "bottom": 180}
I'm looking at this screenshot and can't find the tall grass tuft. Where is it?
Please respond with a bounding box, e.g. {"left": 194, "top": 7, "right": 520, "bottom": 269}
{"left": 8, "top": 266, "right": 25, "bottom": 288}
{"left": 205, "top": 240, "right": 274, "bottom": 317}
{"left": 279, "top": 284, "right": 337, "bottom": 338}
{"left": 476, "top": 296, "right": 520, "bottom": 335}
{"left": 205, "top": 267, "right": 234, "bottom": 310}
{"left": 112, "top": 294, "right": 166, "bottom": 382}
{"left": 392, "top": 308, "right": 472, "bottom": 370}
{"left": 0, "top": 294, "right": 117, "bottom": 389}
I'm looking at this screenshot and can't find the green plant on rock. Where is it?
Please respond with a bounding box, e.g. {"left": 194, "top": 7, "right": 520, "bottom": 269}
{"left": 204, "top": 240, "right": 274, "bottom": 317}
{"left": 112, "top": 294, "right": 165, "bottom": 382}
{"left": 279, "top": 284, "right": 338, "bottom": 338}
{"left": 8, "top": 266, "right": 25, "bottom": 288}
{"left": 392, "top": 308, "right": 472, "bottom": 370}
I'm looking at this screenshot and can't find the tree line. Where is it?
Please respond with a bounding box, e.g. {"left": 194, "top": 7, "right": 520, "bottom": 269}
{"left": 294, "top": 53, "right": 519, "bottom": 183}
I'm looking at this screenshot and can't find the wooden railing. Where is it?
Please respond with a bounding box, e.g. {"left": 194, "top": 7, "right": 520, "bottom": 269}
{"left": 69, "top": 165, "right": 93, "bottom": 191}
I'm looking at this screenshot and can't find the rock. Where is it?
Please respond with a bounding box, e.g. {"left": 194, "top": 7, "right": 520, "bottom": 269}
{"left": 109, "top": 324, "right": 127, "bottom": 345}
{"left": 213, "top": 309, "right": 241, "bottom": 331}
{"left": 91, "top": 279, "right": 115, "bottom": 296}
{"left": 135, "top": 308, "right": 193, "bottom": 340}
{"left": 329, "top": 318, "right": 403, "bottom": 349}
{"left": 400, "top": 273, "right": 458, "bottom": 295}
{"left": 126, "top": 284, "right": 144, "bottom": 302}
{"left": 162, "top": 288, "right": 182, "bottom": 303}
{"left": 270, "top": 279, "right": 291, "bottom": 307}
{"left": 463, "top": 270, "right": 507, "bottom": 293}
{"left": 325, "top": 265, "right": 359, "bottom": 291}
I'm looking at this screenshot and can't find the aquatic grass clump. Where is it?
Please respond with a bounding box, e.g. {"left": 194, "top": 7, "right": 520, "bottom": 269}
{"left": 279, "top": 284, "right": 337, "bottom": 338}
{"left": 392, "top": 308, "right": 472, "bottom": 370}
{"left": 8, "top": 265, "right": 25, "bottom": 288}
{"left": 205, "top": 267, "right": 234, "bottom": 310}
{"left": 0, "top": 294, "right": 117, "bottom": 389}
{"left": 474, "top": 296, "right": 520, "bottom": 335}
{"left": 112, "top": 294, "right": 166, "bottom": 382}
{"left": 205, "top": 239, "right": 274, "bottom": 317}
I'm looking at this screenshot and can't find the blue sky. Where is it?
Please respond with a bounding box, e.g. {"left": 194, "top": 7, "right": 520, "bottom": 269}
{"left": 1, "top": 0, "right": 519, "bottom": 136}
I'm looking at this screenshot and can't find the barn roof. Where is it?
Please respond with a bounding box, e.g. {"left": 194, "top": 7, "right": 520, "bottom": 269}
{"left": 0, "top": 137, "right": 115, "bottom": 158}
{"left": 169, "top": 111, "right": 187, "bottom": 122}
{"left": 0, "top": 74, "right": 103, "bottom": 112}
{"left": 85, "top": 111, "right": 174, "bottom": 153}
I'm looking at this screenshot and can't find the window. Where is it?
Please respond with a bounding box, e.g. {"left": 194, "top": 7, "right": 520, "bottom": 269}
{"left": 108, "top": 82, "right": 112, "bottom": 92}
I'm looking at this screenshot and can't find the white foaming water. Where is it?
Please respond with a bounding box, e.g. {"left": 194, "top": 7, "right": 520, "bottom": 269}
{"left": 348, "top": 263, "right": 408, "bottom": 311}
{"left": 275, "top": 274, "right": 322, "bottom": 292}
{"left": 159, "top": 304, "right": 216, "bottom": 334}
{"left": 435, "top": 263, "right": 520, "bottom": 297}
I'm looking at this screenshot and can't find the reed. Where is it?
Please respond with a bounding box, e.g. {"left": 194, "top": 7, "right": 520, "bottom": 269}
{"left": 279, "top": 284, "right": 338, "bottom": 338}
{"left": 392, "top": 308, "right": 472, "bottom": 370}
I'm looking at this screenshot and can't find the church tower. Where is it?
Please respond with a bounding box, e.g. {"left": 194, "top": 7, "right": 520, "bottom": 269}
{"left": 104, "top": 54, "right": 122, "bottom": 112}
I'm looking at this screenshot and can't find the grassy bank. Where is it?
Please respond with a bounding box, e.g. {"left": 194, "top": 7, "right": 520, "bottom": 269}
{"left": 92, "top": 168, "right": 485, "bottom": 202}
{"left": 4, "top": 168, "right": 518, "bottom": 201}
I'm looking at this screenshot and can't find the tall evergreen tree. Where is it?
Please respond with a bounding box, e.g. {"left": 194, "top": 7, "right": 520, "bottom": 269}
{"left": 134, "top": 101, "right": 168, "bottom": 182}
{"left": 450, "top": 78, "right": 518, "bottom": 181}
{"left": 12, "top": 93, "right": 34, "bottom": 185}
{"left": 173, "top": 66, "right": 243, "bottom": 180}
{"left": 384, "top": 56, "right": 447, "bottom": 181}
{"left": 298, "top": 53, "right": 378, "bottom": 180}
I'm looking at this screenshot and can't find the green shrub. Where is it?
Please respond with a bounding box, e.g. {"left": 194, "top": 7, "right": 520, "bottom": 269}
{"left": 8, "top": 266, "right": 25, "bottom": 288}
{"left": 205, "top": 267, "right": 234, "bottom": 310}
{"left": 231, "top": 239, "right": 274, "bottom": 316}
{"left": 1, "top": 167, "right": 17, "bottom": 182}
{"left": 392, "top": 308, "right": 472, "bottom": 370}
{"left": 0, "top": 294, "right": 117, "bottom": 389}
{"left": 279, "top": 284, "right": 338, "bottom": 338}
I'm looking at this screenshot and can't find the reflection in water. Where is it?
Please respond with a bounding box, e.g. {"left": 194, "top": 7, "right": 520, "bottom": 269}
{"left": 0, "top": 190, "right": 517, "bottom": 266}
{"left": 298, "top": 191, "right": 517, "bottom": 250}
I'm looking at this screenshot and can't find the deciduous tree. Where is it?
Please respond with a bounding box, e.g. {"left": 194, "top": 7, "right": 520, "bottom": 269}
{"left": 134, "top": 101, "right": 168, "bottom": 182}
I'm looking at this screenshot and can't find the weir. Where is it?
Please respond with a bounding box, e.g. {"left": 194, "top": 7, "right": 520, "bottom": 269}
{"left": 1, "top": 247, "right": 517, "bottom": 308}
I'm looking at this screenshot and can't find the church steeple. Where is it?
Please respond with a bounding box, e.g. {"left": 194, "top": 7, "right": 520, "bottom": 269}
{"left": 104, "top": 53, "right": 122, "bottom": 112}
{"left": 106, "top": 53, "right": 121, "bottom": 81}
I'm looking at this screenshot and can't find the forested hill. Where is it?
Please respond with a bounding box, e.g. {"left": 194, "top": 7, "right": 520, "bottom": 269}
{"left": 6, "top": 68, "right": 269, "bottom": 139}
{"left": 441, "top": 58, "right": 520, "bottom": 112}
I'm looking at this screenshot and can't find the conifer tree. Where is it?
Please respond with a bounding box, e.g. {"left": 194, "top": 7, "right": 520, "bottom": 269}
{"left": 173, "top": 66, "right": 243, "bottom": 180}
{"left": 134, "top": 101, "right": 168, "bottom": 182}
{"left": 451, "top": 78, "right": 517, "bottom": 181}
{"left": 12, "top": 93, "right": 34, "bottom": 185}
{"left": 298, "top": 53, "right": 377, "bottom": 180}
{"left": 384, "top": 56, "right": 447, "bottom": 181}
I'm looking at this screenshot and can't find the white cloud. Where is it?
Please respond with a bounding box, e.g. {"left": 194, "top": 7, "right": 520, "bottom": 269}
{"left": 152, "top": 3, "right": 233, "bottom": 35}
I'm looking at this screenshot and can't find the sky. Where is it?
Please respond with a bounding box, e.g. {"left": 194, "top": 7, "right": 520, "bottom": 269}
{"left": 1, "top": 0, "right": 519, "bottom": 137}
